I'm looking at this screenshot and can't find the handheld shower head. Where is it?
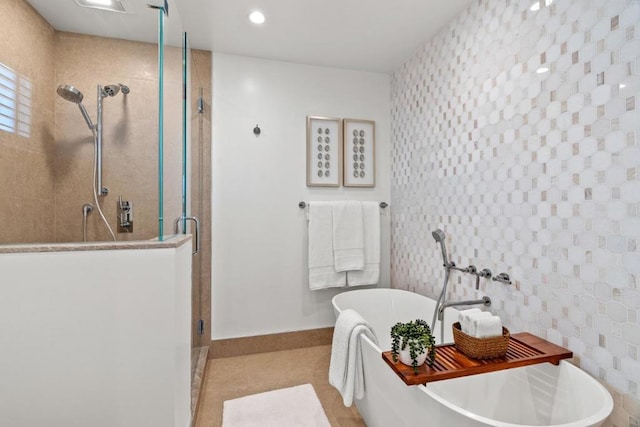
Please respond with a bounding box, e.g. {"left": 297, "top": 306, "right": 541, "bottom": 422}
{"left": 57, "top": 84, "right": 95, "bottom": 131}
{"left": 57, "top": 85, "right": 83, "bottom": 103}
{"left": 432, "top": 229, "right": 446, "bottom": 243}
{"left": 432, "top": 229, "right": 449, "bottom": 265}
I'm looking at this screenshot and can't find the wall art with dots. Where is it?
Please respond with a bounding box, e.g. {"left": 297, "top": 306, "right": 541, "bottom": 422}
{"left": 306, "top": 116, "right": 343, "bottom": 187}
{"left": 343, "top": 119, "right": 375, "bottom": 187}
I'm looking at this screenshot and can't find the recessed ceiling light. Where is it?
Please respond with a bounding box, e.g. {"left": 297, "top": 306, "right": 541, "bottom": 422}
{"left": 75, "top": 0, "right": 126, "bottom": 13}
{"left": 536, "top": 67, "right": 549, "bottom": 74}
{"left": 530, "top": 0, "right": 552, "bottom": 11}
{"left": 249, "top": 11, "right": 265, "bottom": 24}
{"left": 619, "top": 83, "right": 627, "bottom": 89}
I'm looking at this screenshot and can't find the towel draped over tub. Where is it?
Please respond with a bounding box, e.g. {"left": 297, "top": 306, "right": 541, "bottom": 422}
{"left": 329, "top": 308, "right": 378, "bottom": 407}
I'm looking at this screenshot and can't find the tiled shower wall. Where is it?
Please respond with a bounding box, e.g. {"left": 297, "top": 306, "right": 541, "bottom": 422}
{"left": 0, "top": 0, "right": 56, "bottom": 243}
{"left": 54, "top": 32, "right": 183, "bottom": 242}
{"left": 0, "top": 0, "right": 210, "bottom": 244}
{"left": 391, "top": 0, "right": 640, "bottom": 424}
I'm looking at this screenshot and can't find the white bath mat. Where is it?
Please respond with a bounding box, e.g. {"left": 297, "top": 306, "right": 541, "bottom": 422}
{"left": 222, "top": 383, "right": 331, "bottom": 427}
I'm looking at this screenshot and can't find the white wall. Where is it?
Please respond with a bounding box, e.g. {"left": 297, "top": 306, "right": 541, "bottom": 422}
{"left": 0, "top": 243, "right": 192, "bottom": 427}
{"left": 212, "top": 53, "right": 391, "bottom": 339}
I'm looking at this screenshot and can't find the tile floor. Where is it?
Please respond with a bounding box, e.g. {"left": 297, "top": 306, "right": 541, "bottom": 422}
{"left": 194, "top": 345, "right": 365, "bottom": 427}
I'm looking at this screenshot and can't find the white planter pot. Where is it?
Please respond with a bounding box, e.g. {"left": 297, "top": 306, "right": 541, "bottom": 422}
{"left": 398, "top": 345, "right": 428, "bottom": 367}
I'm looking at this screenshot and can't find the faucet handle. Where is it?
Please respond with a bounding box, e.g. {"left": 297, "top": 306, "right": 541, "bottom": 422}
{"left": 474, "top": 268, "right": 491, "bottom": 290}
{"left": 478, "top": 268, "right": 492, "bottom": 279}
{"left": 493, "top": 272, "right": 512, "bottom": 285}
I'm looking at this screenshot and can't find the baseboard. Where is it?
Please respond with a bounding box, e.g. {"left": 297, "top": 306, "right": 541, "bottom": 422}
{"left": 209, "top": 327, "right": 334, "bottom": 359}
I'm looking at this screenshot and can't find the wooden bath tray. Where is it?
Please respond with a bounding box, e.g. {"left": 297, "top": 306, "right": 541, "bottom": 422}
{"left": 382, "top": 332, "right": 572, "bottom": 385}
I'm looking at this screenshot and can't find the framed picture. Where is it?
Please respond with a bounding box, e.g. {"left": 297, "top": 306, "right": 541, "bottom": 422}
{"left": 343, "top": 119, "right": 375, "bottom": 187}
{"left": 307, "top": 116, "right": 342, "bottom": 187}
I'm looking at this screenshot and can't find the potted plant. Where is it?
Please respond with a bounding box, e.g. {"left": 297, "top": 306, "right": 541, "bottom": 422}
{"left": 390, "top": 319, "right": 436, "bottom": 374}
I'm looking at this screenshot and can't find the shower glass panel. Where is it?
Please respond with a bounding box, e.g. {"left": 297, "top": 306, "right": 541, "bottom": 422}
{"left": 157, "top": 2, "right": 189, "bottom": 242}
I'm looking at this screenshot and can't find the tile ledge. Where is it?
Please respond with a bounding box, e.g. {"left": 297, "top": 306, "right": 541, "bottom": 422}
{"left": 0, "top": 234, "right": 192, "bottom": 254}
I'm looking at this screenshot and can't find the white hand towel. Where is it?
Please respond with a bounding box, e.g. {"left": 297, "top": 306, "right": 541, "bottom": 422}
{"left": 458, "top": 308, "right": 481, "bottom": 334}
{"left": 308, "top": 202, "right": 346, "bottom": 290}
{"left": 347, "top": 202, "right": 380, "bottom": 287}
{"left": 464, "top": 311, "right": 492, "bottom": 336}
{"left": 332, "top": 201, "right": 364, "bottom": 272}
{"left": 329, "top": 309, "right": 378, "bottom": 407}
{"left": 474, "top": 316, "right": 503, "bottom": 338}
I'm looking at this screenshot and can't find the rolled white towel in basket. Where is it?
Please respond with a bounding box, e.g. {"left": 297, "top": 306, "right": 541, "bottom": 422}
{"left": 474, "top": 316, "right": 503, "bottom": 338}
{"left": 462, "top": 310, "right": 492, "bottom": 336}
{"left": 458, "top": 308, "right": 480, "bottom": 334}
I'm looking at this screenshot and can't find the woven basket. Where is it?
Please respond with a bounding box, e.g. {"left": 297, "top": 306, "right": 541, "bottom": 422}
{"left": 452, "top": 322, "right": 510, "bottom": 360}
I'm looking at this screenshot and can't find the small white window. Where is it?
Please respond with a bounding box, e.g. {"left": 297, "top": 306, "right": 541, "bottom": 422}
{"left": 0, "top": 62, "right": 32, "bottom": 138}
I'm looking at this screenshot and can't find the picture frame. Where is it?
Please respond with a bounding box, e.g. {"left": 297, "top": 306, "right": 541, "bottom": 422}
{"left": 306, "top": 116, "right": 342, "bottom": 187}
{"left": 343, "top": 119, "right": 375, "bottom": 187}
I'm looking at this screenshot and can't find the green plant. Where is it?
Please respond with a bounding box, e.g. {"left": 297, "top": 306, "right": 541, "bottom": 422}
{"left": 390, "top": 319, "right": 436, "bottom": 374}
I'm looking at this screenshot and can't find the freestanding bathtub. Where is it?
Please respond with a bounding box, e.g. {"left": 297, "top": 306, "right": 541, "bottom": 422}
{"left": 332, "top": 288, "right": 613, "bottom": 427}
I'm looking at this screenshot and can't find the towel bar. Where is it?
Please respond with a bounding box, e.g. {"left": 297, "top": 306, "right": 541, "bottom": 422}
{"left": 298, "top": 201, "right": 388, "bottom": 209}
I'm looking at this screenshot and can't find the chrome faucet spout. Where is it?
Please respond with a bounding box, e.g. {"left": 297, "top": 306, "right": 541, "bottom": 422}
{"left": 437, "top": 296, "right": 491, "bottom": 321}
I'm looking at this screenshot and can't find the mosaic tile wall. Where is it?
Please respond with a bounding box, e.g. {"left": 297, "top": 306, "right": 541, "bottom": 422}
{"left": 390, "top": 0, "right": 640, "bottom": 424}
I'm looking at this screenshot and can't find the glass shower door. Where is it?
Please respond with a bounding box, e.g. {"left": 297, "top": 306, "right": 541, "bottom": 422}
{"left": 155, "top": 0, "right": 193, "bottom": 246}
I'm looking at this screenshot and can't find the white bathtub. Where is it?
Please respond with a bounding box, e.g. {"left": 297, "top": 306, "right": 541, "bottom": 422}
{"left": 332, "top": 288, "right": 613, "bottom": 427}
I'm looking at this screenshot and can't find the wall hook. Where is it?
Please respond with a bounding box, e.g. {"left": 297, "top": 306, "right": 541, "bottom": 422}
{"left": 253, "top": 124, "right": 261, "bottom": 136}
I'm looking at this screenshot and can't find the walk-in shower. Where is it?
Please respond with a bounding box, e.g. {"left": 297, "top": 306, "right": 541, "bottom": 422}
{"left": 57, "top": 83, "right": 130, "bottom": 241}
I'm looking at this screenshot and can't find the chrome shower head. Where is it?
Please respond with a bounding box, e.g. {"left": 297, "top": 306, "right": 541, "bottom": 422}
{"left": 103, "top": 84, "right": 120, "bottom": 97}
{"left": 57, "top": 84, "right": 94, "bottom": 131}
{"left": 103, "top": 83, "right": 130, "bottom": 97}
{"left": 57, "top": 85, "right": 84, "bottom": 104}
{"left": 432, "top": 229, "right": 449, "bottom": 265}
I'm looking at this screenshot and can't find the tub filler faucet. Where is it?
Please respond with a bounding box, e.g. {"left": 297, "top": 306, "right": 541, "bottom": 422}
{"left": 437, "top": 296, "right": 491, "bottom": 322}
{"left": 431, "top": 229, "right": 503, "bottom": 343}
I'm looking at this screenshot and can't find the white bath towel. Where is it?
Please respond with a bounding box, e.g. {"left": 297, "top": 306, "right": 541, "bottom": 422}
{"left": 463, "top": 311, "right": 492, "bottom": 336}
{"left": 332, "top": 201, "right": 364, "bottom": 272}
{"left": 458, "top": 308, "right": 481, "bottom": 335}
{"left": 474, "top": 315, "right": 503, "bottom": 338}
{"left": 308, "top": 202, "right": 346, "bottom": 290}
{"left": 329, "top": 309, "right": 378, "bottom": 407}
{"left": 347, "top": 202, "right": 380, "bottom": 287}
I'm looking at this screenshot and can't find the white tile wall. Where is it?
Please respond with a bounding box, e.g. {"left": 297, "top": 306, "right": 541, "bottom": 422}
{"left": 390, "top": 0, "right": 640, "bottom": 425}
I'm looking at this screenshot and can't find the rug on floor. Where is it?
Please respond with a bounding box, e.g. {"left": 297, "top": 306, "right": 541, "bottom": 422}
{"left": 222, "top": 383, "right": 331, "bottom": 427}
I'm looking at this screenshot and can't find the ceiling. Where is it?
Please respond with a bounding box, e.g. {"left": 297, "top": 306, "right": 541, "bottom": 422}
{"left": 27, "top": 0, "right": 474, "bottom": 74}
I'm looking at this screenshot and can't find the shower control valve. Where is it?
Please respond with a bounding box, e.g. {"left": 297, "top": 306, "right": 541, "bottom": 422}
{"left": 117, "top": 195, "right": 133, "bottom": 233}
